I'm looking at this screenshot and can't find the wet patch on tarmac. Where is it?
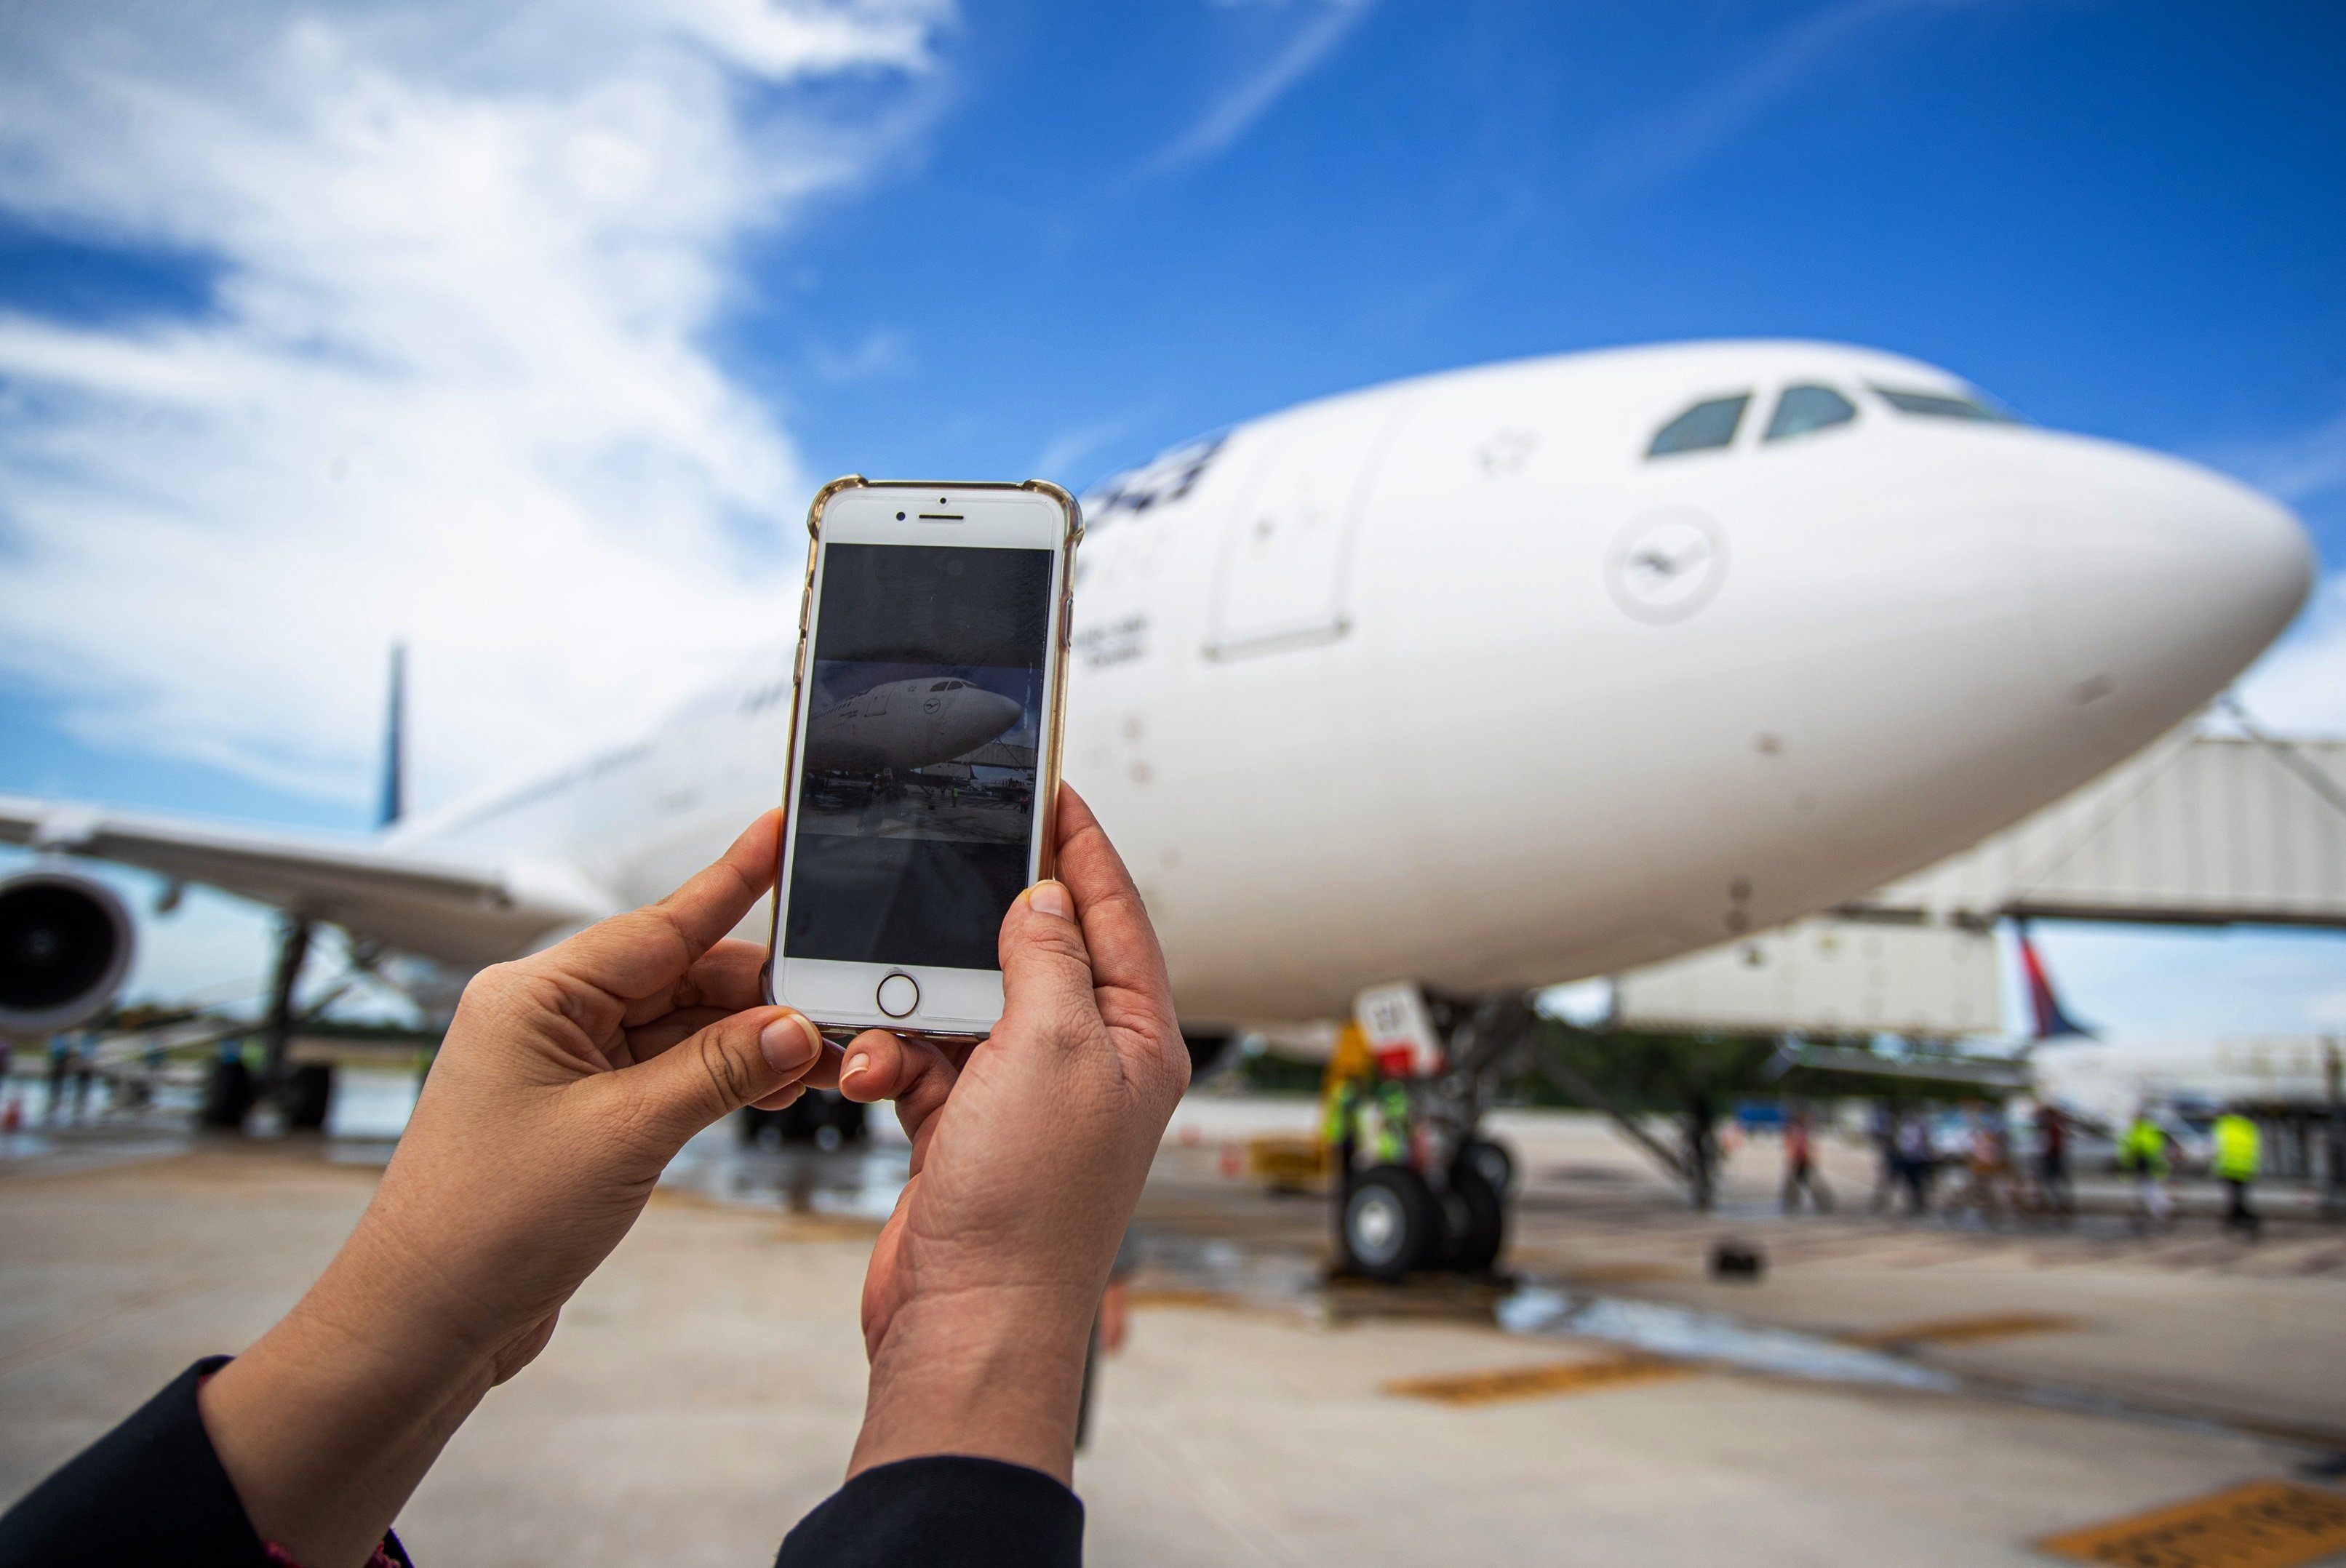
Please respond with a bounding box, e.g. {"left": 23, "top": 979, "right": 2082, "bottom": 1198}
{"left": 660, "top": 1137, "right": 910, "bottom": 1222}
{"left": 1121, "top": 1219, "right": 2346, "bottom": 1466}
{"left": 1498, "top": 1285, "right": 1962, "bottom": 1390}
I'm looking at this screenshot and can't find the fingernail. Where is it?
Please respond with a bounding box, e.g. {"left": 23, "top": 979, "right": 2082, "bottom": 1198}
{"left": 761, "top": 1014, "right": 820, "bottom": 1074}
{"left": 1030, "top": 881, "right": 1070, "bottom": 919}
{"left": 840, "top": 1052, "right": 869, "bottom": 1087}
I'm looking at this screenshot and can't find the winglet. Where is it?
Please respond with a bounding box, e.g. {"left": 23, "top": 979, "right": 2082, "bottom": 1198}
{"left": 2016, "top": 920, "right": 2093, "bottom": 1040}
{"left": 379, "top": 642, "right": 407, "bottom": 830}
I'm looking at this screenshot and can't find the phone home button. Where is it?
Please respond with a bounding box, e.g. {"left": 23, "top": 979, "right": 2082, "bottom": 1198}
{"left": 875, "top": 972, "right": 919, "bottom": 1020}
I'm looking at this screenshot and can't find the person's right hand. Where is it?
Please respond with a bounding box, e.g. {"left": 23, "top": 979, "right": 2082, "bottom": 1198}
{"left": 836, "top": 785, "right": 1188, "bottom": 1482}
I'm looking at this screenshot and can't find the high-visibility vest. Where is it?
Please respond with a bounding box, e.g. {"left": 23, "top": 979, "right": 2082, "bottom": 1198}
{"left": 2121, "top": 1119, "right": 2169, "bottom": 1178}
{"left": 2214, "top": 1114, "right": 2260, "bottom": 1181}
{"left": 1373, "top": 1081, "right": 1411, "bottom": 1164}
{"left": 1323, "top": 1079, "right": 1362, "bottom": 1145}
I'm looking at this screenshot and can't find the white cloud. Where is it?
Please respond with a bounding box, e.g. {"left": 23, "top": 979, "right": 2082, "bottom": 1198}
{"left": 1028, "top": 417, "right": 1135, "bottom": 488}
{"left": 0, "top": 0, "right": 949, "bottom": 814}
{"left": 1147, "top": 0, "right": 1375, "bottom": 175}
{"left": 2206, "top": 401, "right": 2346, "bottom": 738}
{"left": 2236, "top": 573, "right": 2346, "bottom": 737}
{"left": 1535, "top": 977, "right": 1614, "bottom": 1029}
{"left": 807, "top": 327, "right": 913, "bottom": 383}
{"left": 2206, "top": 404, "right": 2346, "bottom": 508}
{"left": 2023, "top": 923, "right": 2346, "bottom": 1041}
{"left": 1586, "top": 0, "right": 1998, "bottom": 193}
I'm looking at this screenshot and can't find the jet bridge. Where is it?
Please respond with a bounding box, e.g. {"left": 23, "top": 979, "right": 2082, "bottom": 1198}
{"left": 1848, "top": 725, "right": 2346, "bottom": 931}
{"left": 1613, "top": 725, "right": 2346, "bottom": 1039}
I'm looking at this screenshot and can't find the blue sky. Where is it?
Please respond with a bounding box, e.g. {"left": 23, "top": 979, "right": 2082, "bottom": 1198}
{"left": 1, "top": 0, "right": 2342, "bottom": 1029}
{"left": 752, "top": 1, "right": 2346, "bottom": 530}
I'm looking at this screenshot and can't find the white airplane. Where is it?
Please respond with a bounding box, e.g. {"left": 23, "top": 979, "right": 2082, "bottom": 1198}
{"left": 802, "top": 679, "right": 1024, "bottom": 774}
{"left": 0, "top": 341, "right": 2315, "bottom": 1063}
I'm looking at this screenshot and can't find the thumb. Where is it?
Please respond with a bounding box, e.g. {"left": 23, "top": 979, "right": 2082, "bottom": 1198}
{"left": 997, "top": 880, "right": 1098, "bottom": 1040}
{"left": 616, "top": 1007, "right": 823, "bottom": 1148}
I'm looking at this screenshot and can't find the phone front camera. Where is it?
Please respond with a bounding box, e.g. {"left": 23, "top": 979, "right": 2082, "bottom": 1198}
{"left": 895, "top": 511, "right": 906, "bottom": 520}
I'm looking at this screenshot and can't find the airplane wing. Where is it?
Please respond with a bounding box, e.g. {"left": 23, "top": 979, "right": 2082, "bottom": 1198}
{"left": 0, "top": 794, "right": 609, "bottom": 967}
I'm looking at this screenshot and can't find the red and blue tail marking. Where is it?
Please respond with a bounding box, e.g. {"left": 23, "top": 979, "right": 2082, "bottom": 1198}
{"left": 2016, "top": 921, "right": 2093, "bottom": 1040}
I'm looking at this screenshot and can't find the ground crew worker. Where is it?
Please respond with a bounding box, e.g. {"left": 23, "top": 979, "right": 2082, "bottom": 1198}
{"left": 2120, "top": 1110, "right": 2173, "bottom": 1231}
{"left": 2036, "top": 1104, "right": 2072, "bottom": 1220}
{"left": 1373, "top": 1076, "right": 1413, "bottom": 1166}
{"left": 44, "top": 1035, "right": 71, "bottom": 1123}
{"left": 1323, "top": 1075, "right": 1364, "bottom": 1187}
{"left": 2214, "top": 1109, "right": 2262, "bottom": 1239}
{"left": 1781, "top": 1104, "right": 1832, "bottom": 1214}
{"left": 1322, "top": 1075, "right": 1369, "bottom": 1262}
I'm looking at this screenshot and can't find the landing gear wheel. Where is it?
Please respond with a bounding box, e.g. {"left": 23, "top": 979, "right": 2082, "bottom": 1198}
{"left": 1437, "top": 1164, "right": 1506, "bottom": 1275}
{"left": 1461, "top": 1138, "right": 1514, "bottom": 1198}
{"left": 1341, "top": 1164, "right": 1437, "bottom": 1281}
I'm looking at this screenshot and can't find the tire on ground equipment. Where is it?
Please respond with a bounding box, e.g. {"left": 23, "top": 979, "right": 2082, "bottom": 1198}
{"left": 1341, "top": 1164, "right": 1437, "bottom": 1281}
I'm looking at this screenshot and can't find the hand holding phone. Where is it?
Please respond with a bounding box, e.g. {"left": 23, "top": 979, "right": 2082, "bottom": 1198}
{"left": 767, "top": 480, "right": 1078, "bottom": 1036}
{"left": 836, "top": 785, "right": 1190, "bottom": 1484}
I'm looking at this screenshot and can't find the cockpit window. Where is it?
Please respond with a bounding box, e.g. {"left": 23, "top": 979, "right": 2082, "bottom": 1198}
{"left": 1765, "top": 385, "right": 1858, "bottom": 443}
{"left": 1647, "top": 393, "right": 1751, "bottom": 457}
{"left": 1870, "top": 385, "right": 2019, "bottom": 423}
{"left": 930, "top": 680, "right": 965, "bottom": 692}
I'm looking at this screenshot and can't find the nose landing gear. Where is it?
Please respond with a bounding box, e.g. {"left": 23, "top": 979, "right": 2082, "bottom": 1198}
{"left": 1326, "top": 984, "right": 1535, "bottom": 1281}
{"left": 1335, "top": 1146, "right": 1510, "bottom": 1280}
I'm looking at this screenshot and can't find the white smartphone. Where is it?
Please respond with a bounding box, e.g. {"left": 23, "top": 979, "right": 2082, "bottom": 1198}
{"left": 765, "top": 479, "right": 1080, "bottom": 1039}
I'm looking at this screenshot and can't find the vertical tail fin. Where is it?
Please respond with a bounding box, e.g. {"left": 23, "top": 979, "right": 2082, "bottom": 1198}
{"left": 2016, "top": 921, "right": 2092, "bottom": 1039}
{"left": 378, "top": 643, "right": 406, "bottom": 830}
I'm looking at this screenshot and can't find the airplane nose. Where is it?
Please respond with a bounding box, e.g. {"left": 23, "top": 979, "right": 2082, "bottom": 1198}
{"left": 975, "top": 691, "right": 1023, "bottom": 735}
{"left": 2025, "top": 447, "right": 2313, "bottom": 741}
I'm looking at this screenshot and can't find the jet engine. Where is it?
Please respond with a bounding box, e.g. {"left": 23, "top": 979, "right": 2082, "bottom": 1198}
{"left": 0, "top": 870, "right": 135, "bottom": 1033}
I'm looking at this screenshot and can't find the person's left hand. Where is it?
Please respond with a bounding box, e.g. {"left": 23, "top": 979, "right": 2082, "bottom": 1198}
{"left": 201, "top": 810, "right": 832, "bottom": 1568}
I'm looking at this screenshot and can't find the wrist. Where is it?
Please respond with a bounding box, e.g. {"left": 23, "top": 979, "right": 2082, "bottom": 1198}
{"left": 200, "top": 1231, "right": 505, "bottom": 1568}
{"left": 851, "top": 1289, "right": 1097, "bottom": 1485}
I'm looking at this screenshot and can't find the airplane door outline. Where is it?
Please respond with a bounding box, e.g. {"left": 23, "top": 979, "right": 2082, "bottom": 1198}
{"left": 1205, "top": 396, "right": 1413, "bottom": 660}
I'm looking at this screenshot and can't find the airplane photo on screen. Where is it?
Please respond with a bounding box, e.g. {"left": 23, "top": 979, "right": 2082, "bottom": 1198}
{"left": 797, "top": 662, "right": 1040, "bottom": 846}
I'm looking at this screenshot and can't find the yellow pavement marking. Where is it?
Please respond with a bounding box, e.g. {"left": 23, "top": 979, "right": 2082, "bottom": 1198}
{"left": 1127, "top": 1287, "right": 1249, "bottom": 1311}
{"left": 2036, "top": 1480, "right": 2346, "bottom": 1567}
{"left": 1843, "top": 1312, "right": 2082, "bottom": 1348}
{"left": 1561, "top": 1262, "right": 1686, "bottom": 1285}
{"left": 1385, "top": 1355, "right": 1695, "bottom": 1407}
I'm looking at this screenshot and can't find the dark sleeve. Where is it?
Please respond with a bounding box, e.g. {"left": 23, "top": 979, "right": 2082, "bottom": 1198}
{"left": 0, "top": 1356, "right": 269, "bottom": 1567}
{"left": 0, "top": 1357, "right": 415, "bottom": 1568}
{"left": 776, "top": 1457, "right": 1082, "bottom": 1568}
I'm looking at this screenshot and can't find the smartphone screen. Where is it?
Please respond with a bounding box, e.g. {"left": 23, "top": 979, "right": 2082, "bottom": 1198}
{"left": 782, "top": 541, "right": 1055, "bottom": 972}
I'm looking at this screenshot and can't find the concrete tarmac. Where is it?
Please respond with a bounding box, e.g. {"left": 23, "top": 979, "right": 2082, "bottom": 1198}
{"left": 4, "top": 1091, "right": 2344, "bottom": 1566}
